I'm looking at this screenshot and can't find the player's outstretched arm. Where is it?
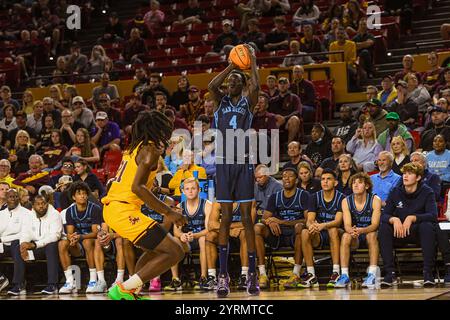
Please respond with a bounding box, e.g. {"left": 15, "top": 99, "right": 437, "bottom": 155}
{"left": 132, "top": 145, "right": 185, "bottom": 227}
{"left": 208, "top": 63, "right": 236, "bottom": 110}
{"left": 244, "top": 44, "right": 260, "bottom": 112}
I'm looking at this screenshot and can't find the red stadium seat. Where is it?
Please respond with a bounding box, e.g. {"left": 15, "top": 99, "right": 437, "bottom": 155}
{"left": 189, "top": 23, "right": 210, "bottom": 35}
{"left": 158, "top": 37, "right": 182, "bottom": 49}
{"left": 168, "top": 47, "right": 191, "bottom": 59}
{"left": 409, "top": 130, "right": 421, "bottom": 149}
{"left": 181, "top": 34, "right": 205, "bottom": 47}
{"left": 103, "top": 150, "right": 124, "bottom": 181}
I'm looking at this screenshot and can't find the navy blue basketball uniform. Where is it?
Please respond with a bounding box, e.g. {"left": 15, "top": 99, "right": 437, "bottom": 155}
{"left": 66, "top": 201, "right": 103, "bottom": 235}
{"left": 181, "top": 198, "right": 207, "bottom": 251}
{"left": 214, "top": 95, "right": 255, "bottom": 202}
{"left": 308, "top": 190, "right": 345, "bottom": 247}
{"left": 265, "top": 188, "right": 310, "bottom": 249}
{"left": 141, "top": 194, "right": 167, "bottom": 224}
{"left": 346, "top": 193, "right": 375, "bottom": 247}
{"left": 231, "top": 203, "right": 242, "bottom": 223}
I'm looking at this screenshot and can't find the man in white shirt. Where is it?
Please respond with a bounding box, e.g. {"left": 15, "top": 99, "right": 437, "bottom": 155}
{"left": 16, "top": 194, "right": 63, "bottom": 295}
{"left": 0, "top": 189, "right": 31, "bottom": 295}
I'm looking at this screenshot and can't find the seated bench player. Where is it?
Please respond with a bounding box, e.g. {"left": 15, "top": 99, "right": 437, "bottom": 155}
{"left": 206, "top": 201, "right": 257, "bottom": 291}
{"left": 335, "top": 172, "right": 382, "bottom": 289}
{"left": 299, "top": 168, "right": 345, "bottom": 288}
{"left": 254, "top": 167, "right": 310, "bottom": 289}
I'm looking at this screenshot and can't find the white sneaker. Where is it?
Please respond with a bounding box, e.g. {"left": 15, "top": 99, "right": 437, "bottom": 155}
{"left": 85, "top": 281, "right": 97, "bottom": 293}
{"left": 92, "top": 280, "right": 107, "bottom": 293}
{"left": 59, "top": 280, "right": 77, "bottom": 294}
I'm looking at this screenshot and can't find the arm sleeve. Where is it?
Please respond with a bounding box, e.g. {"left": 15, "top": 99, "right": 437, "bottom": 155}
{"left": 36, "top": 212, "right": 63, "bottom": 248}
{"left": 346, "top": 136, "right": 358, "bottom": 154}
{"left": 19, "top": 214, "right": 33, "bottom": 244}
{"left": 416, "top": 191, "right": 438, "bottom": 223}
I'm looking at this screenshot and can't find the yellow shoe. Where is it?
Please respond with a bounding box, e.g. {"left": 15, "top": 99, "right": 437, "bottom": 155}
{"left": 283, "top": 274, "right": 301, "bottom": 289}
{"left": 259, "top": 274, "right": 269, "bottom": 289}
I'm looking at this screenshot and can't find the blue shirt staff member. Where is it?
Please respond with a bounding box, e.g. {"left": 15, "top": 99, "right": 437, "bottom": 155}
{"left": 335, "top": 172, "right": 382, "bottom": 289}
{"left": 379, "top": 162, "right": 438, "bottom": 288}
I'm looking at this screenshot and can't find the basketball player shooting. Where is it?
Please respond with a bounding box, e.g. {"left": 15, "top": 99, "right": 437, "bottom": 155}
{"left": 102, "top": 111, "right": 187, "bottom": 300}
{"left": 207, "top": 44, "right": 260, "bottom": 297}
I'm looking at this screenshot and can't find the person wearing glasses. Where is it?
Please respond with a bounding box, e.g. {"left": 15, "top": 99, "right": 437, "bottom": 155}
{"left": 49, "top": 157, "right": 75, "bottom": 189}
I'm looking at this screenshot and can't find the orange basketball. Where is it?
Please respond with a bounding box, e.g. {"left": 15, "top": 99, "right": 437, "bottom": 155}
{"left": 229, "top": 44, "right": 251, "bottom": 70}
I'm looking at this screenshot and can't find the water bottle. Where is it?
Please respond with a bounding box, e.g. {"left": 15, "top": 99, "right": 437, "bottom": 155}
{"left": 97, "top": 226, "right": 111, "bottom": 251}
{"left": 208, "top": 179, "right": 215, "bottom": 202}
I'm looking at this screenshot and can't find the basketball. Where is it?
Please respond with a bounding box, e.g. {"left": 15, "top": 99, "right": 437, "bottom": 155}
{"left": 229, "top": 44, "right": 252, "bottom": 70}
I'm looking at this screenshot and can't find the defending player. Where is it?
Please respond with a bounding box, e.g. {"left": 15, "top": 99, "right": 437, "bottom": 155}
{"left": 102, "top": 110, "right": 186, "bottom": 300}
{"left": 299, "top": 169, "right": 345, "bottom": 288}
{"left": 208, "top": 44, "right": 260, "bottom": 297}
{"left": 335, "top": 172, "right": 382, "bottom": 289}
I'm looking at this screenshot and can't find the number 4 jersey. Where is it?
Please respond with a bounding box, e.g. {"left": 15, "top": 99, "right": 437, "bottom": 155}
{"left": 102, "top": 143, "right": 157, "bottom": 208}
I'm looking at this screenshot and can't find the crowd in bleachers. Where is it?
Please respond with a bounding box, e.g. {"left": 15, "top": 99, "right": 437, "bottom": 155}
{"left": 0, "top": 0, "right": 449, "bottom": 296}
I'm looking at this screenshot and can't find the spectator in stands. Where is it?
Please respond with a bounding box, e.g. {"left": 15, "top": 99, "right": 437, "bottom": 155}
{"left": 98, "top": 11, "right": 124, "bottom": 44}
{"left": 36, "top": 114, "right": 55, "bottom": 152}
{"left": 180, "top": 86, "right": 204, "bottom": 129}
{"left": 264, "top": 16, "right": 289, "bottom": 51}
{"left": 141, "top": 73, "right": 171, "bottom": 108}
{"left": 347, "top": 121, "right": 382, "bottom": 172}
{"left": 92, "top": 111, "right": 121, "bottom": 156}
{"left": 62, "top": 85, "right": 78, "bottom": 110}
{"left": 321, "top": 4, "right": 344, "bottom": 33}
{"left": 293, "top": 0, "right": 320, "bottom": 26}
{"left": 410, "top": 151, "right": 441, "bottom": 201}
{"left": 73, "top": 159, "right": 105, "bottom": 200}
{"left": 283, "top": 141, "right": 313, "bottom": 170}
{"left": 52, "top": 56, "right": 70, "bottom": 84}
{"left": 379, "top": 163, "right": 438, "bottom": 287}
{"left": 304, "top": 123, "right": 333, "bottom": 167}
{"left": 126, "top": 13, "right": 149, "bottom": 39}
{"left": 121, "top": 27, "right": 148, "bottom": 64}
{"left": 123, "top": 94, "right": 147, "bottom": 135}
{"left": 352, "top": 18, "right": 375, "bottom": 79}
{"left": 49, "top": 157, "right": 74, "bottom": 189}
{"left": 342, "top": 0, "right": 364, "bottom": 34}
{"left": 290, "top": 65, "right": 316, "bottom": 121}
{"left": 255, "top": 167, "right": 309, "bottom": 289}
{"left": 155, "top": 157, "right": 173, "bottom": 196}
{"left": 58, "top": 181, "right": 102, "bottom": 294}
{"left": 9, "top": 131, "right": 36, "bottom": 175}
{"left": 240, "top": 18, "right": 266, "bottom": 53}
{"left": 91, "top": 73, "right": 119, "bottom": 107}
{"left": 165, "top": 136, "right": 186, "bottom": 175}
{"left": 0, "top": 86, "right": 21, "bottom": 112}
{"left": 16, "top": 194, "right": 63, "bottom": 295}
{"left": 251, "top": 92, "right": 278, "bottom": 132}
{"left": 299, "top": 24, "right": 324, "bottom": 56}
{"left": 336, "top": 153, "right": 359, "bottom": 196}
{"left": 64, "top": 42, "right": 88, "bottom": 74}
{"left": 333, "top": 105, "right": 358, "bottom": 143}
{"left": 13, "top": 154, "right": 50, "bottom": 195}
{"left": 405, "top": 72, "right": 431, "bottom": 114}
{"left": 441, "top": 23, "right": 450, "bottom": 40}
{"left": 315, "top": 136, "right": 346, "bottom": 177}
{"left": 371, "top": 151, "right": 402, "bottom": 205}
{"left": 422, "top": 52, "right": 445, "bottom": 95}
{"left": 66, "top": 128, "right": 100, "bottom": 165}
{"left": 365, "top": 98, "right": 388, "bottom": 136}
{"left": 323, "top": 18, "right": 341, "bottom": 50}
{"left": 35, "top": 6, "right": 61, "bottom": 55}
{"left": 154, "top": 92, "right": 176, "bottom": 114}
{"left": 42, "top": 129, "right": 67, "bottom": 169}
{"left": 60, "top": 109, "right": 84, "bottom": 150}
{"left": 168, "top": 149, "right": 206, "bottom": 199}
{"left": 72, "top": 96, "right": 94, "bottom": 132}
{"left": 254, "top": 164, "right": 283, "bottom": 214}
{"left": 87, "top": 45, "right": 109, "bottom": 79}
{"left": 377, "top": 112, "right": 414, "bottom": 153}
{"left": 95, "top": 93, "right": 121, "bottom": 127}
{"left": 22, "top": 91, "right": 35, "bottom": 115}
{"left": 209, "top": 19, "right": 240, "bottom": 57}
{"left": 426, "top": 134, "right": 450, "bottom": 188}
{"left": 170, "top": 76, "right": 190, "bottom": 111}
{"left": 378, "top": 76, "right": 397, "bottom": 107}
{"left": 281, "top": 40, "right": 314, "bottom": 67}
{"left": 42, "top": 97, "right": 62, "bottom": 128}
{"left": 264, "top": 75, "right": 279, "bottom": 98}
{"left": 300, "top": 167, "right": 344, "bottom": 288}
{"left": 164, "top": 109, "right": 190, "bottom": 131}
{"left": 388, "top": 80, "right": 420, "bottom": 129}
{"left": 329, "top": 27, "right": 358, "bottom": 91}
{"left": 385, "top": 0, "right": 413, "bottom": 36}
{"left": 297, "top": 161, "right": 321, "bottom": 193}
{"left": 0, "top": 189, "right": 31, "bottom": 296}
{"left": 144, "top": 0, "right": 165, "bottom": 31}
{"left": 7, "top": 111, "right": 38, "bottom": 148}
{"left": 132, "top": 67, "right": 149, "bottom": 94}
{"left": 394, "top": 54, "right": 421, "bottom": 83}
{"left": 48, "top": 85, "right": 64, "bottom": 111}
{"left": 263, "top": 0, "right": 290, "bottom": 17}
{"left": 391, "top": 135, "right": 410, "bottom": 175}
{"left": 173, "top": 0, "right": 203, "bottom": 26}
{"left": 0, "top": 105, "right": 17, "bottom": 133}
{"left": 268, "top": 77, "right": 302, "bottom": 143}
{"left": 0, "top": 181, "right": 8, "bottom": 210}
{"left": 434, "top": 69, "right": 450, "bottom": 102}
{"left": 0, "top": 160, "right": 15, "bottom": 188}
{"left": 26, "top": 101, "right": 44, "bottom": 135}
